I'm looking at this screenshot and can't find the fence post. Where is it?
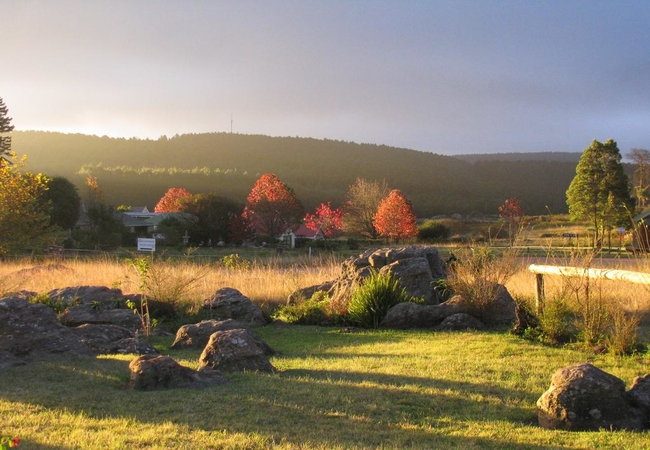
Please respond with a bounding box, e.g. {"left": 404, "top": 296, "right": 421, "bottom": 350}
{"left": 535, "top": 273, "right": 545, "bottom": 314}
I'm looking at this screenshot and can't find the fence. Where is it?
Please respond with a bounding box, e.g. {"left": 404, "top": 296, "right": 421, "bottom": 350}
{"left": 528, "top": 264, "right": 650, "bottom": 313}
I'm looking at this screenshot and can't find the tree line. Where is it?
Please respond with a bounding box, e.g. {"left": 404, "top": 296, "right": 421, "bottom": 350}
{"left": 12, "top": 130, "right": 600, "bottom": 216}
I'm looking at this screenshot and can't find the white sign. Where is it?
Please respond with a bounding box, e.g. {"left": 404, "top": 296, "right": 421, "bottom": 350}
{"left": 137, "top": 238, "right": 156, "bottom": 252}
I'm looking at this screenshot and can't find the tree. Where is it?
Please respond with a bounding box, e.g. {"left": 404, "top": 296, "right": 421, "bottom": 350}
{"left": 0, "top": 154, "right": 53, "bottom": 253}
{"left": 0, "top": 97, "right": 14, "bottom": 165}
{"left": 42, "top": 176, "right": 82, "bottom": 230}
{"left": 180, "top": 193, "right": 242, "bottom": 245}
{"left": 498, "top": 197, "right": 524, "bottom": 246}
{"left": 566, "top": 139, "right": 634, "bottom": 246}
{"left": 373, "top": 189, "right": 418, "bottom": 240}
{"left": 242, "top": 174, "right": 304, "bottom": 238}
{"left": 154, "top": 187, "right": 192, "bottom": 213}
{"left": 342, "top": 178, "right": 389, "bottom": 239}
{"left": 627, "top": 148, "right": 650, "bottom": 209}
{"left": 304, "top": 202, "right": 343, "bottom": 237}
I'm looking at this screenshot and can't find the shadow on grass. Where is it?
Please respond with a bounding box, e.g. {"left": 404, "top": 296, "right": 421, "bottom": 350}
{"left": 0, "top": 355, "right": 556, "bottom": 449}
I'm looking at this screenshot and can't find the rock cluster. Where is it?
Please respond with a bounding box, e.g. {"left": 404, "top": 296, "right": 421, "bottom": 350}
{"left": 0, "top": 286, "right": 161, "bottom": 366}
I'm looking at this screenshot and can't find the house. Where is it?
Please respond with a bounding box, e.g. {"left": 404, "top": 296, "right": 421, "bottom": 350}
{"left": 121, "top": 206, "right": 159, "bottom": 235}
{"left": 280, "top": 225, "right": 325, "bottom": 248}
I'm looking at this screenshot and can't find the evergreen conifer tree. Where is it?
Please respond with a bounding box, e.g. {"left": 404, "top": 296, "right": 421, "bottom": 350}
{"left": 566, "top": 139, "right": 634, "bottom": 246}
{"left": 0, "top": 97, "right": 15, "bottom": 164}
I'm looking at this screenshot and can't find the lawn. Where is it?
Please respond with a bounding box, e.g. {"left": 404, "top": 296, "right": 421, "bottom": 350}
{"left": 2, "top": 326, "right": 650, "bottom": 449}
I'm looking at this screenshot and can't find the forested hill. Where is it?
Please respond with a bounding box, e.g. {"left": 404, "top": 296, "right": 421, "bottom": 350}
{"left": 454, "top": 152, "right": 582, "bottom": 164}
{"left": 12, "top": 131, "right": 580, "bottom": 216}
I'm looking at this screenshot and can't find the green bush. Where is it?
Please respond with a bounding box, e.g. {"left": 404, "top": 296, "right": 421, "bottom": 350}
{"left": 538, "top": 296, "right": 577, "bottom": 344}
{"left": 272, "top": 292, "right": 334, "bottom": 325}
{"left": 418, "top": 220, "right": 451, "bottom": 242}
{"left": 221, "top": 253, "right": 252, "bottom": 271}
{"left": 346, "top": 271, "right": 421, "bottom": 328}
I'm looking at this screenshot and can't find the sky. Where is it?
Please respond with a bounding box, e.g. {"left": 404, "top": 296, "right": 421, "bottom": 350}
{"left": 3, "top": 0, "right": 649, "bottom": 155}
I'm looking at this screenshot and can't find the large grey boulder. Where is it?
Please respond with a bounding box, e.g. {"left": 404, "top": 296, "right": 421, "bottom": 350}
{"left": 49, "top": 285, "right": 144, "bottom": 330}
{"left": 537, "top": 363, "right": 646, "bottom": 431}
{"left": 198, "top": 328, "right": 276, "bottom": 373}
{"left": 69, "top": 324, "right": 158, "bottom": 355}
{"left": 328, "top": 246, "right": 447, "bottom": 307}
{"left": 628, "top": 374, "right": 650, "bottom": 415}
{"left": 380, "top": 298, "right": 465, "bottom": 329}
{"left": 434, "top": 313, "right": 485, "bottom": 331}
{"left": 59, "top": 305, "right": 142, "bottom": 329}
{"left": 171, "top": 319, "right": 250, "bottom": 349}
{"left": 129, "top": 354, "right": 227, "bottom": 390}
{"left": 0, "top": 297, "right": 94, "bottom": 361}
{"left": 202, "top": 288, "right": 266, "bottom": 327}
{"left": 47, "top": 286, "right": 124, "bottom": 303}
{"left": 476, "top": 284, "right": 517, "bottom": 326}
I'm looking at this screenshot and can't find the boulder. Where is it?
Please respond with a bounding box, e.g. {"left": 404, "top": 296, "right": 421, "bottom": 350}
{"left": 628, "top": 374, "right": 650, "bottom": 414}
{"left": 477, "top": 284, "right": 517, "bottom": 326}
{"left": 48, "top": 285, "right": 145, "bottom": 330}
{"left": 379, "top": 257, "right": 436, "bottom": 304}
{"left": 69, "top": 324, "right": 157, "bottom": 355}
{"left": 537, "top": 363, "right": 646, "bottom": 431}
{"left": 47, "top": 285, "right": 126, "bottom": 305}
{"left": 328, "top": 246, "right": 447, "bottom": 307}
{"left": 58, "top": 305, "right": 142, "bottom": 329}
{"left": 198, "top": 328, "right": 276, "bottom": 373}
{"left": 171, "top": 319, "right": 250, "bottom": 349}
{"left": 380, "top": 300, "right": 465, "bottom": 329}
{"left": 0, "top": 297, "right": 94, "bottom": 361}
{"left": 129, "top": 354, "right": 227, "bottom": 390}
{"left": 434, "top": 313, "right": 485, "bottom": 331}
{"left": 202, "top": 288, "right": 266, "bottom": 327}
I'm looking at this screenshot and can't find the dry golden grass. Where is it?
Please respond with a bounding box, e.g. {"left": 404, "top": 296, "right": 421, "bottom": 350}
{"left": 506, "top": 255, "right": 650, "bottom": 312}
{"left": 0, "top": 254, "right": 342, "bottom": 308}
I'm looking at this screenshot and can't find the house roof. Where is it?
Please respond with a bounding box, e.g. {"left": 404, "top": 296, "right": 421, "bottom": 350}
{"left": 293, "top": 225, "right": 325, "bottom": 238}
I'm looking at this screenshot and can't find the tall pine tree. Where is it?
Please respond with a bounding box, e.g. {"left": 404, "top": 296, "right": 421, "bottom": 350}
{"left": 566, "top": 139, "right": 634, "bottom": 246}
{"left": 0, "top": 97, "right": 15, "bottom": 165}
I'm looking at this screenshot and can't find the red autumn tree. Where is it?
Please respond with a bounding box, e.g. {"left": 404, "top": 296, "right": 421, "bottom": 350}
{"left": 498, "top": 197, "right": 524, "bottom": 245}
{"left": 373, "top": 189, "right": 418, "bottom": 240}
{"left": 304, "top": 202, "right": 343, "bottom": 237}
{"left": 242, "top": 174, "right": 304, "bottom": 237}
{"left": 154, "top": 188, "right": 192, "bottom": 213}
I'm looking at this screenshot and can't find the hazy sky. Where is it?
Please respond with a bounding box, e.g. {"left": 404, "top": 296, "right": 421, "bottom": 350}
{"left": 4, "top": 1, "right": 649, "bottom": 155}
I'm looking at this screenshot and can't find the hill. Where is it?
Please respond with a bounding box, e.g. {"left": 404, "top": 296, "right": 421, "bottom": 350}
{"left": 454, "top": 152, "right": 582, "bottom": 164}
{"left": 12, "top": 131, "right": 580, "bottom": 216}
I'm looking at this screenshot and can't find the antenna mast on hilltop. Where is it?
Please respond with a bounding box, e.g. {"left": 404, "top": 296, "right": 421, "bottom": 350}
{"left": 230, "top": 114, "right": 233, "bottom": 134}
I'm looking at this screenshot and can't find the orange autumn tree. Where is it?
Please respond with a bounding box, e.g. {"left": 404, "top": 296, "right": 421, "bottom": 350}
{"left": 242, "top": 174, "right": 304, "bottom": 237}
{"left": 304, "top": 202, "right": 343, "bottom": 237}
{"left": 373, "top": 189, "right": 418, "bottom": 240}
{"left": 154, "top": 188, "right": 192, "bottom": 213}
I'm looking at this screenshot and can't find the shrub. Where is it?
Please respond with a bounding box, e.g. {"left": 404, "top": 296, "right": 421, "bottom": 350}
{"left": 444, "top": 245, "right": 518, "bottom": 323}
{"left": 272, "top": 292, "right": 334, "bottom": 325}
{"left": 222, "top": 253, "right": 252, "bottom": 271}
{"left": 418, "top": 220, "right": 451, "bottom": 242}
{"left": 538, "top": 295, "right": 577, "bottom": 344}
{"left": 346, "top": 271, "right": 421, "bottom": 328}
{"left": 605, "top": 306, "right": 640, "bottom": 356}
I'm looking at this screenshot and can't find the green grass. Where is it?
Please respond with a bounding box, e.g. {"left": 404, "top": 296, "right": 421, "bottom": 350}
{"left": 2, "top": 327, "right": 650, "bottom": 449}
